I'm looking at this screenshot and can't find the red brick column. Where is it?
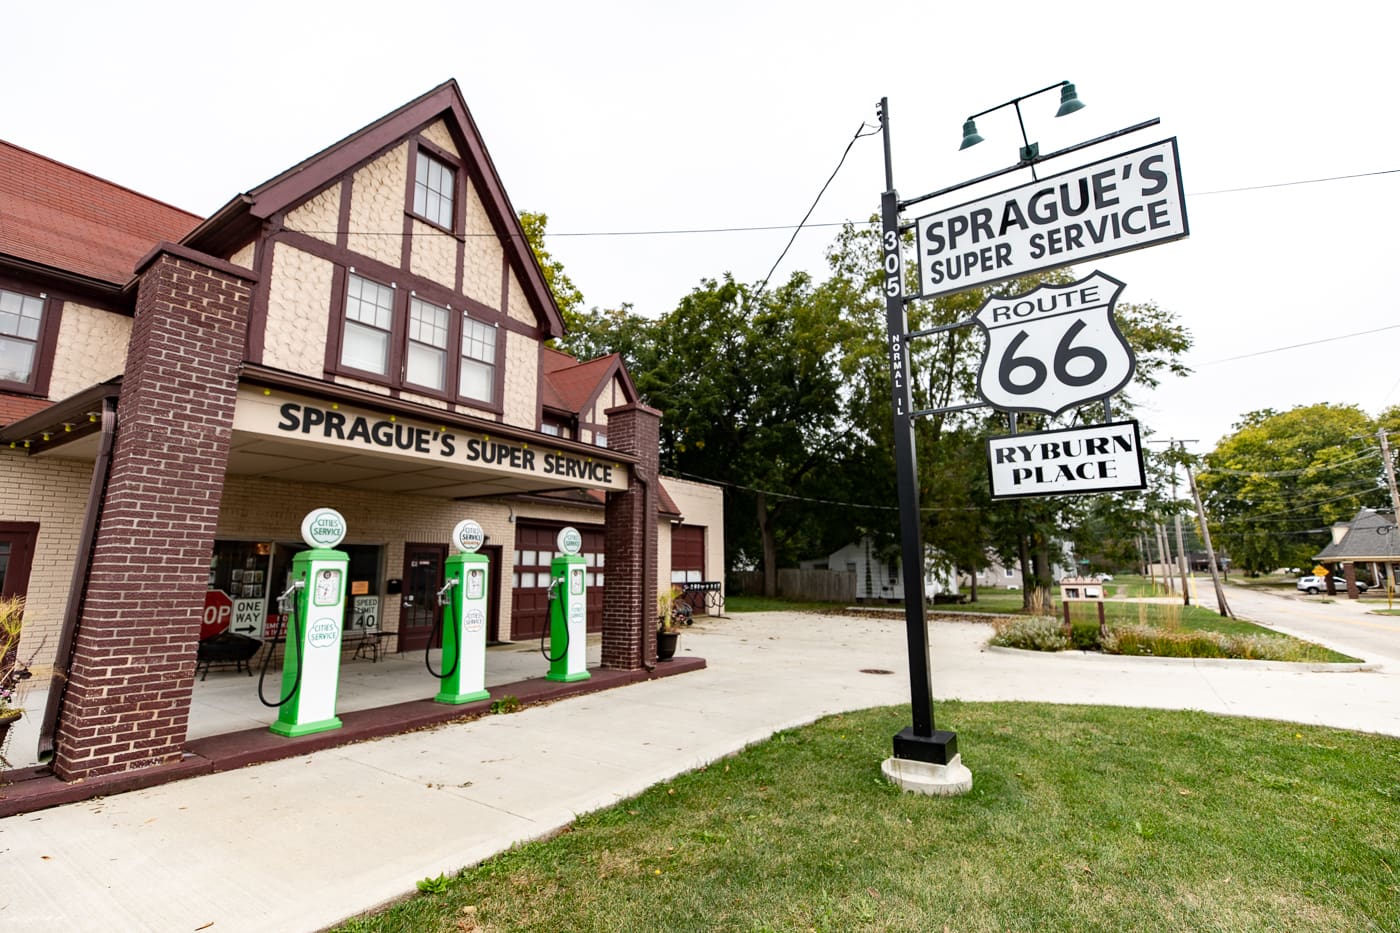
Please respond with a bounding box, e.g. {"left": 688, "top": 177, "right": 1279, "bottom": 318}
{"left": 602, "top": 402, "right": 662, "bottom": 670}
{"left": 53, "top": 246, "right": 254, "bottom": 781}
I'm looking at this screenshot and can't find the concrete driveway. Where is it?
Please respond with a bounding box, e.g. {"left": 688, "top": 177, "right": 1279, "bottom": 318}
{"left": 1, "top": 604, "right": 1395, "bottom": 932}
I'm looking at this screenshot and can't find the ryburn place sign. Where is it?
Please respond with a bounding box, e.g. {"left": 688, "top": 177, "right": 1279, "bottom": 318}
{"left": 973, "top": 271, "right": 1133, "bottom": 416}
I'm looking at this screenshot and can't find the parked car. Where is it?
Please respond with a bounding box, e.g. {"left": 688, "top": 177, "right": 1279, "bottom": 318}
{"left": 1296, "top": 575, "right": 1368, "bottom": 595}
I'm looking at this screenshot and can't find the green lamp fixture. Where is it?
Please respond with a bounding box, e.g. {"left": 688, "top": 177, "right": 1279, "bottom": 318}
{"left": 958, "top": 119, "right": 984, "bottom": 150}
{"left": 1055, "top": 82, "right": 1086, "bottom": 117}
{"left": 958, "top": 80, "right": 1086, "bottom": 159}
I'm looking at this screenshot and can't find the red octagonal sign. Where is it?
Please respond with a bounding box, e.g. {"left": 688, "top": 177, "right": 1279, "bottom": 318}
{"left": 202, "top": 589, "right": 233, "bottom": 641}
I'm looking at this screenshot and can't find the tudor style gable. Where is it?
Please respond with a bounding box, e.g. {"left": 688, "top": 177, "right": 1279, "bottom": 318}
{"left": 190, "top": 81, "right": 564, "bottom": 432}
{"left": 540, "top": 347, "right": 639, "bottom": 448}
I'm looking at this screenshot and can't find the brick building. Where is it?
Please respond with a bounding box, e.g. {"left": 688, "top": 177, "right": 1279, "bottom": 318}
{"left": 0, "top": 81, "right": 723, "bottom": 783}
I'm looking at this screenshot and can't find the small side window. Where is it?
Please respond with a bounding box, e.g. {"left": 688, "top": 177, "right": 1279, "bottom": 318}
{"left": 0, "top": 287, "right": 48, "bottom": 392}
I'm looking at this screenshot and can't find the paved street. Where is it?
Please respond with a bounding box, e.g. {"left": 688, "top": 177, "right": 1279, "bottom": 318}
{"left": 1202, "top": 582, "right": 1400, "bottom": 670}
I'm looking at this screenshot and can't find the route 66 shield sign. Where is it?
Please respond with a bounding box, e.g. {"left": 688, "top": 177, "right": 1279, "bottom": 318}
{"left": 973, "top": 271, "right": 1135, "bottom": 416}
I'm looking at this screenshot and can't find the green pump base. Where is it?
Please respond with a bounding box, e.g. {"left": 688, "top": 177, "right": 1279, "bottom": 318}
{"left": 269, "top": 716, "right": 343, "bottom": 738}
{"left": 434, "top": 688, "right": 490, "bottom": 705}
{"left": 545, "top": 669, "right": 591, "bottom": 683}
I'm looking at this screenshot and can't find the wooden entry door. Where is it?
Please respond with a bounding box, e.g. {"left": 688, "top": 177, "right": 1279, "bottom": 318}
{"left": 0, "top": 522, "right": 39, "bottom": 599}
{"left": 399, "top": 543, "right": 446, "bottom": 653}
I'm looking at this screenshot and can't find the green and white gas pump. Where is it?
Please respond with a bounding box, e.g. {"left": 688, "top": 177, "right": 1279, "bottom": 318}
{"left": 544, "top": 525, "right": 590, "bottom": 683}
{"left": 432, "top": 519, "right": 491, "bottom": 704}
{"left": 264, "top": 507, "right": 348, "bottom": 737}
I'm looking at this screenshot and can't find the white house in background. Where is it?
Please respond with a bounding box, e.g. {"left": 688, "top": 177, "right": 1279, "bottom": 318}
{"left": 801, "top": 538, "right": 960, "bottom": 601}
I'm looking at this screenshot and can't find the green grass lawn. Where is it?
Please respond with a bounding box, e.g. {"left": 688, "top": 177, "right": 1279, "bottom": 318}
{"left": 336, "top": 702, "right": 1400, "bottom": 932}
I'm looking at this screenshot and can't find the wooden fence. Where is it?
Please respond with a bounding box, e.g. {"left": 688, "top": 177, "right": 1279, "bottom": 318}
{"left": 729, "top": 569, "right": 856, "bottom": 603}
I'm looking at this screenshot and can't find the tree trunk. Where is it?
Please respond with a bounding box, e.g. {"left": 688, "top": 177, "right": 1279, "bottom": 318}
{"left": 1018, "top": 532, "right": 1033, "bottom": 611}
{"left": 967, "top": 567, "right": 979, "bottom": 603}
{"left": 756, "top": 491, "right": 777, "bottom": 598}
{"left": 1032, "top": 538, "right": 1054, "bottom": 613}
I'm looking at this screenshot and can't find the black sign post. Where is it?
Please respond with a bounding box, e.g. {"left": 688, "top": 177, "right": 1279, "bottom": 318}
{"left": 875, "top": 91, "right": 1184, "bottom": 792}
{"left": 878, "top": 99, "right": 959, "bottom": 769}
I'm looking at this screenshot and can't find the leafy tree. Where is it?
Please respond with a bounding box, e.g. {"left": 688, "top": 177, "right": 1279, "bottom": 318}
{"left": 1198, "top": 404, "right": 1388, "bottom": 574}
{"left": 518, "top": 211, "right": 587, "bottom": 339}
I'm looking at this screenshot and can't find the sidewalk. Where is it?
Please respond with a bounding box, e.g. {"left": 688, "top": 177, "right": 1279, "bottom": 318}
{"left": 3, "top": 609, "right": 1397, "bottom": 932}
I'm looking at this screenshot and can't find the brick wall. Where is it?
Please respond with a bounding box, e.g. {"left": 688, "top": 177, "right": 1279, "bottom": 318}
{"left": 53, "top": 249, "right": 254, "bottom": 781}
{"left": 601, "top": 402, "right": 661, "bottom": 670}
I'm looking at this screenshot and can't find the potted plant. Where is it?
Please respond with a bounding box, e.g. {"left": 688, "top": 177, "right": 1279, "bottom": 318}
{"left": 1, "top": 595, "right": 34, "bottom": 768}
{"left": 655, "top": 586, "right": 691, "bottom": 661}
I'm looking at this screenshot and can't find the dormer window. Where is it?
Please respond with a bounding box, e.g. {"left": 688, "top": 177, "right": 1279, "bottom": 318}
{"left": 413, "top": 150, "right": 456, "bottom": 230}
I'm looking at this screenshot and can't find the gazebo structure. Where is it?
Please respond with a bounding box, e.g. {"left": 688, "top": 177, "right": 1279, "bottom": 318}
{"left": 1312, "top": 509, "right": 1400, "bottom": 598}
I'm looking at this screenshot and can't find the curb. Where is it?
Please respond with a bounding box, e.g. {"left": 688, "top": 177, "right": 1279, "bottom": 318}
{"left": 984, "top": 644, "right": 1380, "bottom": 673}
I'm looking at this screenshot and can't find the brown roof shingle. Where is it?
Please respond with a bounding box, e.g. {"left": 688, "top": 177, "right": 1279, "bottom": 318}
{"left": 0, "top": 141, "right": 201, "bottom": 286}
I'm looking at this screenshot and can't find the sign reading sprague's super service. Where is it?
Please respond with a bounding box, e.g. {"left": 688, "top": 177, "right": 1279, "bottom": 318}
{"left": 915, "top": 139, "right": 1187, "bottom": 298}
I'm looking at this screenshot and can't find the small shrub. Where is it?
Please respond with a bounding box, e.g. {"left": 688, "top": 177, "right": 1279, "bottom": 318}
{"left": 1068, "top": 621, "right": 1101, "bottom": 651}
{"left": 417, "top": 873, "right": 451, "bottom": 894}
{"left": 990, "top": 616, "right": 1069, "bottom": 652}
{"left": 489, "top": 694, "right": 521, "bottom": 715}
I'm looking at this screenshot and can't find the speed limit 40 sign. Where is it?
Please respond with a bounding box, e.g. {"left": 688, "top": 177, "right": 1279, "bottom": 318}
{"left": 973, "top": 271, "right": 1134, "bottom": 416}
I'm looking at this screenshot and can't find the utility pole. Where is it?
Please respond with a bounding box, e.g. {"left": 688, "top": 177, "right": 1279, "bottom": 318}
{"left": 1379, "top": 429, "right": 1400, "bottom": 526}
{"left": 1378, "top": 428, "right": 1400, "bottom": 597}
{"left": 1186, "top": 461, "right": 1232, "bottom": 618}
{"left": 1151, "top": 439, "right": 1196, "bottom": 606}
{"left": 1154, "top": 521, "right": 1174, "bottom": 594}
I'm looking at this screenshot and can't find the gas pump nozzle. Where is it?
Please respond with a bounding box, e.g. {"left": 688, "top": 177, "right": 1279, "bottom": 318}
{"left": 435, "top": 578, "right": 458, "bottom": 608}
{"left": 276, "top": 579, "right": 305, "bottom": 617}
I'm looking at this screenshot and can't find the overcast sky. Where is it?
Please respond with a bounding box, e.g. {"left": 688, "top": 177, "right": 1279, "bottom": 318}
{"left": 6, "top": 1, "right": 1397, "bottom": 454}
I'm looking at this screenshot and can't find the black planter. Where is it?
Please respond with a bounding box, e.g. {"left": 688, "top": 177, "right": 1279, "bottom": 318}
{"left": 656, "top": 630, "right": 679, "bottom": 661}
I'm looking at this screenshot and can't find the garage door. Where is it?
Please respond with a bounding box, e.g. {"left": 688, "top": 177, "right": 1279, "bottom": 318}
{"left": 511, "top": 522, "right": 605, "bottom": 640}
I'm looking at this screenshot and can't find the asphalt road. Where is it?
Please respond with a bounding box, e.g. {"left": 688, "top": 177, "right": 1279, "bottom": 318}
{"left": 1199, "top": 581, "right": 1400, "bottom": 669}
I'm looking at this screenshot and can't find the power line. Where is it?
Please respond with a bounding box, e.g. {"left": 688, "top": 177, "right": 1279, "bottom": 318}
{"left": 754, "top": 121, "right": 881, "bottom": 296}
{"left": 1188, "top": 167, "right": 1400, "bottom": 197}
{"left": 1201, "top": 324, "right": 1400, "bottom": 365}
{"left": 301, "top": 166, "right": 1400, "bottom": 241}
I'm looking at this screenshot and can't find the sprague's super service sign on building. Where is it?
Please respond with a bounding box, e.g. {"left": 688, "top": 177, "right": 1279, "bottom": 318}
{"left": 915, "top": 138, "right": 1187, "bottom": 299}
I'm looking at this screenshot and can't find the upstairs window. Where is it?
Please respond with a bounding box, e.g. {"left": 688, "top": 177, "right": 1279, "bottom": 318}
{"left": 332, "top": 270, "right": 501, "bottom": 409}
{"left": 406, "top": 297, "right": 449, "bottom": 391}
{"left": 0, "top": 288, "right": 45, "bottom": 388}
{"left": 460, "top": 316, "right": 496, "bottom": 404}
{"left": 341, "top": 274, "right": 396, "bottom": 376}
{"left": 413, "top": 151, "right": 456, "bottom": 230}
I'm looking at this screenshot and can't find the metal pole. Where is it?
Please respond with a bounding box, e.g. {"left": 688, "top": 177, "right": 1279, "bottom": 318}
{"left": 1186, "top": 463, "right": 1232, "bottom": 618}
{"left": 878, "top": 98, "right": 956, "bottom": 766}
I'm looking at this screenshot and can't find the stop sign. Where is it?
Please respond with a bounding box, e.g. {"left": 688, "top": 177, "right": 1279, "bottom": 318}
{"left": 202, "top": 589, "right": 233, "bottom": 640}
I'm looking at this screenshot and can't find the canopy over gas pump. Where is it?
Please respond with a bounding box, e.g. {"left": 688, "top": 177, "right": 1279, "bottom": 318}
{"left": 268, "top": 507, "right": 349, "bottom": 737}
{"left": 545, "top": 526, "right": 590, "bottom": 683}
{"left": 433, "top": 518, "right": 492, "bottom": 704}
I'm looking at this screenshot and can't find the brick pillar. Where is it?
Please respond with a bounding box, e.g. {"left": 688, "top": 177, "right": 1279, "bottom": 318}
{"left": 54, "top": 246, "right": 254, "bottom": 781}
{"left": 602, "top": 402, "right": 662, "bottom": 670}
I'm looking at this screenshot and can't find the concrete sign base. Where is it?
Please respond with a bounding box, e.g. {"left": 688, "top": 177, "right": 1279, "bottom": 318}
{"left": 882, "top": 754, "right": 974, "bottom": 796}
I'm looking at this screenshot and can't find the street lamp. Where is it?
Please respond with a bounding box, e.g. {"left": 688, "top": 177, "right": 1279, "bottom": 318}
{"left": 957, "top": 80, "right": 1086, "bottom": 175}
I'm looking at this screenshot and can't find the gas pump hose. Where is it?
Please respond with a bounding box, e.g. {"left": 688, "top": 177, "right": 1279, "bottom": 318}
{"left": 539, "top": 579, "right": 570, "bottom": 662}
{"left": 257, "top": 588, "right": 305, "bottom": 708}
{"left": 425, "top": 589, "right": 461, "bottom": 680}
